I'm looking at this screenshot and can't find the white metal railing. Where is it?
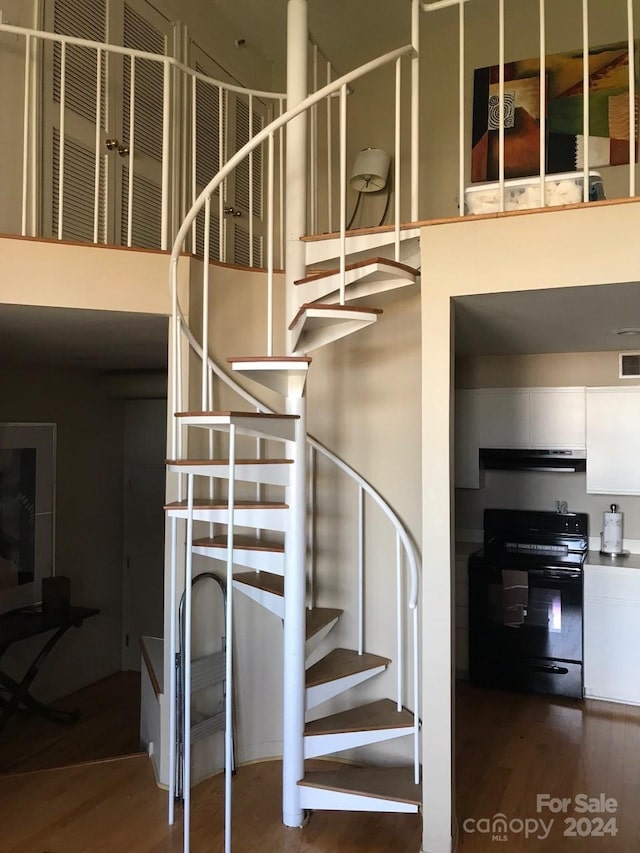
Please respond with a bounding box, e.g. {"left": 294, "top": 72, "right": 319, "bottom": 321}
{"left": 424, "top": 0, "right": 638, "bottom": 215}
{"left": 1, "top": 21, "right": 366, "bottom": 260}
{"left": 306, "top": 436, "right": 421, "bottom": 782}
{"left": 167, "top": 44, "right": 422, "bottom": 844}
{"left": 170, "top": 43, "right": 418, "bottom": 421}
{"left": 1, "top": 22, "right": 285, "bottom": 258}
{"left": 307, "top": 36, "right": 343, "bottom": 235}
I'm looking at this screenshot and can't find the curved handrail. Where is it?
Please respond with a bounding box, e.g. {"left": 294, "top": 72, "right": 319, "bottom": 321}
{"left": 169, "top": 43, "right": 416, "bottom": 271}
{"left": 175, "top": 311, "right": 421, "bottom": 609}
{"left": 169, "top": 41, "right": 420, "bottom": 610}
{"left": 308, "top": 435, "right": 421, "bottom": 610}
{"left": 0, "top": 23, "right": 285, "bottom": 101}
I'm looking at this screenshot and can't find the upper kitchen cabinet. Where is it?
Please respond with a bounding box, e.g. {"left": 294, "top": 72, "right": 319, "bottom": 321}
{"left": 586, "top": 387, "right": 640, "bottom": 495}
{"left": 455, "top": 390, "right": 483, "bottom": 489}
{"left": 529, "top": 389, "right": 586, "bottom": 448}
{"left": 455, "top": 387, "right": 586, "bottom": 489}
{"left": 476, "top": 389, "right": 530, "bottom": 448}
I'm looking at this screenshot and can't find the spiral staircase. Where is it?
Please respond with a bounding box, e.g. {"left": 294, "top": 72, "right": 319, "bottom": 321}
{"left": 164, "top": 31, "right": 423, "bottom": 853}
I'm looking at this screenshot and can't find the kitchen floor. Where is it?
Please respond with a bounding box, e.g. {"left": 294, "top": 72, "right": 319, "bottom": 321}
{"left": 456, "top": 680, "right": 640, "bottom": 851}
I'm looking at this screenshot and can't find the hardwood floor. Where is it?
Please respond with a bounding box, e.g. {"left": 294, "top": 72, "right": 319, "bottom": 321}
{"left": 0, "top": 756, "right": 423, "bottom": 852}
{"left": 0, "top": 678, "right": 638, "bottom": 851}
{"left": 0, "top": 670, "right": 142, "bottom": 774}
{"left": 455, "top": 681, "right": 640, "bottom": 852}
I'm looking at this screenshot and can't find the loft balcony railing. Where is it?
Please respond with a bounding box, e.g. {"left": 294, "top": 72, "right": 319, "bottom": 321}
{"left": 421, "top": 0, "right": 638, "bottom": 215}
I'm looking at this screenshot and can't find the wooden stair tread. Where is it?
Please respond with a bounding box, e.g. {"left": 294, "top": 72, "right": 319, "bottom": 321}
{"left": 227, "top": 356, "right": 312, "bottom": 364}
{"left": 298, "top": 767, "right": 421, "bottom": 805}
{"left": 166, "top": 458, "right": 293, "bottom": 467}
{"left": 175, "top": 410, "right": 298, "bottom": 420}
{"left": 234, "top": 572, "right": 284, "bottom": 596}
{"left": 294, "top": 257, "right": 419, "bottom": 285}
{"left": 306, "top": 648, "right": 390, "bottom": 688}
{"left": 288, "top": 303, "right": 383, "bottom": 331}
{"left": 164, "top": 498, "right": 288, "bottom": 510}
{"left": 305, "top": 699, "right": 413, "bottom": 736}
{"left": 305, "top": 607, "right": 342, "bottom": 641}
{"left": 193, "top": 535, "right": 284, "bottom": 553}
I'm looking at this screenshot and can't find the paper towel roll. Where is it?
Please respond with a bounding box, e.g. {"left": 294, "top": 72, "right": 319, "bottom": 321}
{"left": 602, "top": 506, "right": 623, "bottom": 554}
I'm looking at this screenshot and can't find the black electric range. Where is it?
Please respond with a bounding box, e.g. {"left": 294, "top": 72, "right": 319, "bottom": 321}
{"left": 468, "top": 509, "right": 589, "bottom": 699}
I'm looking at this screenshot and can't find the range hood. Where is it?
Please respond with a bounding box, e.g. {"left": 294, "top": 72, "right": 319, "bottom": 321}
{"left": 479, "top": 448, "right": 586, "bottom": 473}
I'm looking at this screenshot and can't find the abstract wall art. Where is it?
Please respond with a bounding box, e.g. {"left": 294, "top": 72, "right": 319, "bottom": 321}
{"left": 471, "top": 41, "right": 640, "bottom": 182}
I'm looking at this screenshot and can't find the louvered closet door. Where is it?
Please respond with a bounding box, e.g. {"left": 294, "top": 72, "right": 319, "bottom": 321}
{"left": 115, "top": 0, "right": 173, "bottom": 249}
{"left": 43, "top": 0, "right": 173, "bottom": 247}
{"left": 44, "top": 0, "right": 110, "bottom": 242}
{"left": 227, "top": 95, "right": 267, "bottom": 267}
{"left": 189, "top": 44, "right": 226, "bottom": 262}
{"left": 189, "top": 42, "right": 267, "bottom": 267}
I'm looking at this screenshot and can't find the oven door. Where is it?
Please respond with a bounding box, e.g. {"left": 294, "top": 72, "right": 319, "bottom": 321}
{"left": 469, "top": 560, "right": 583, "bottom": 698}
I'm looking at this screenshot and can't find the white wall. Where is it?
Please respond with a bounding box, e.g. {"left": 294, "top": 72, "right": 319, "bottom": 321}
{"left": 306, "top": 287, "right": 422, "bottom": 765}
{"left": 0, "top": 237, "right": 177, "bottom": 315}
{"left": 161, "top": 0, "right": 273, "bottom": 88}
{"left": 0, "top": 363, "right": 124, "bottom": 702}
{"left": 421, "top": 201, "right": 640, "bottom": 853}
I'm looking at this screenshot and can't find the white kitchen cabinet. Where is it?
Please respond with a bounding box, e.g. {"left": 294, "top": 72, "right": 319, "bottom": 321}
{"left": 586, "top": 387, "right": 640, "bottom": 495}
{"left": 455, "top": 387, "right": 586, "bottom": 488}
{"left": 584, "top": 561, "right": 640, "bottom": 705}
{"left": 529, "top": 388, "right": 586, "bottom": 448}
{"left": 476, "top": 389, "right": 530, "bottom": 448}
{"left": 455, "top": 390, "right": 482, "bottom": 488}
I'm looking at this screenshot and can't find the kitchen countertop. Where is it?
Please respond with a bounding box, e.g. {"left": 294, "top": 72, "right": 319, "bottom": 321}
{"left": 585, "top": 550, "right": 640, "bottom": 571}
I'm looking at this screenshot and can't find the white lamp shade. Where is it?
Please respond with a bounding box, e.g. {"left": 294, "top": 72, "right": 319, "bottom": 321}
{"left": 350, "top": 148, "right": 391, "bottom": 192}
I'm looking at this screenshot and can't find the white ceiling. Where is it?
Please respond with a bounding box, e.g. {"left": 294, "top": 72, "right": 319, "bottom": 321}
{"left": 454, "top": 282, "right": 640, "bottom": 356}
{"left": 211, "top": 0, "right": 411, "bottom": 73}
{"left": 0, "top": 305, "right": 169, "bottom": 371}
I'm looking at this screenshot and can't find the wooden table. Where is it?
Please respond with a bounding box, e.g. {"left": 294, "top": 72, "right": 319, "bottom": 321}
{"left": 0, "top": 605, "right": 99, "bottom": 734}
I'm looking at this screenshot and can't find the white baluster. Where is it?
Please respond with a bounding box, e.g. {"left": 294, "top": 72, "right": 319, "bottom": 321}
{"left": 396, "top": 532, "right": 403, "bottom": 710}
{"left": 358, "top": 486, "right": 364, "bottom": 655}
{"left": 57, "top": 41, "right": 66, "bottom": 240}
{"left": 583, "top": 0, "right": 590, "bottom": 201}
{"left": 162, "top": 58, "right": 170, "bottom": 249}
{"left": 93, "top": 48, "right": 102, "bottom": 243}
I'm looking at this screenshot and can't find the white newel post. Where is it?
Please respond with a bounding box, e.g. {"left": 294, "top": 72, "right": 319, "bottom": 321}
{"left": 285, "top": 0, "right": 309, "bottom": 356}
{"left": 282, "top": 0, "right": 308, "bottom": 829}
{"left": 283, "top": 394, "right": 307, "bottom": 827}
